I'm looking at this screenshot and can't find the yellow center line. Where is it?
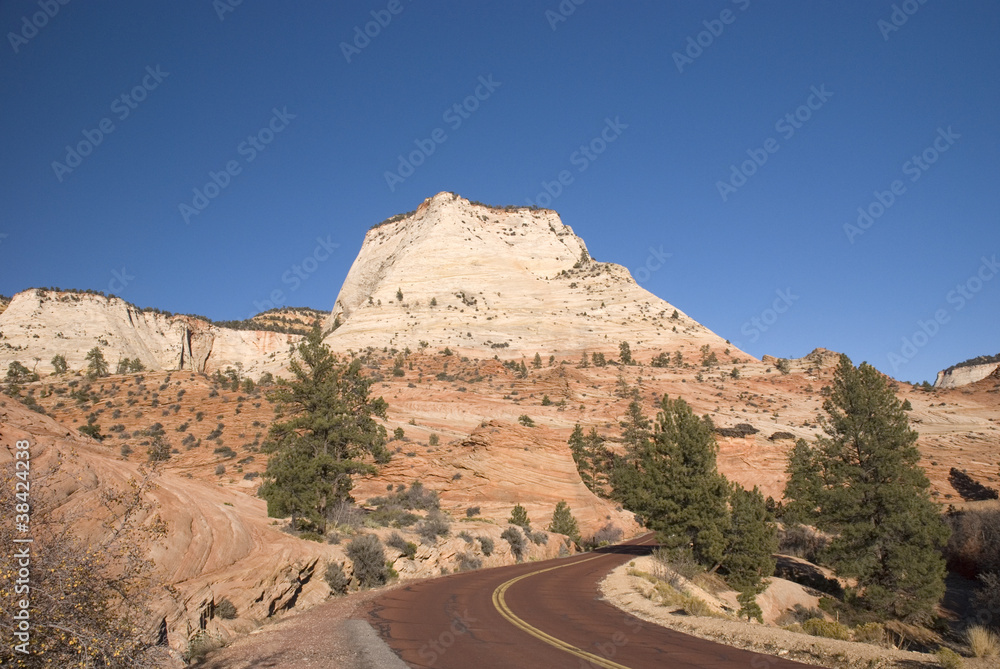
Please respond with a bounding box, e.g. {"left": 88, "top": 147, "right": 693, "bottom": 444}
{"left": 491, "top": 554, "right": 634, "bottom": 669}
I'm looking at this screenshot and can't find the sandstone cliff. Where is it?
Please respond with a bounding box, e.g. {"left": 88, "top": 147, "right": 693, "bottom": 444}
{"left": 0, "top": 290, "right": 298, "bottom": 378}
{"left": 324, "top": 192, "right": 749, "bottom": 360}
{"left": 935, "top": 360, "right": 1000, "bottom": 388}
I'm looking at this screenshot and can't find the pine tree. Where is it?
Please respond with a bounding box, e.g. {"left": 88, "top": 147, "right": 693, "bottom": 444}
{"left": 509, "top": 504, "right": 530, "bottom": 529}
{"left": 784, "top": 355, "right": 949, "bottom": 622}
{"left": 548, "top": 500, "right": 581, "bottom": 544}
{"left": 619, "top": 341, "right": 633, "bottom": 365}
{"left": 260, "top": 326, "right": 389, "bottom": 532}
{"left": 568, "top": 424, "right": 594, "bottom": 490}
{"left": 532, "top": 352, "right": 542, "bottom": 369}
{"left": 620, "top": 400, "right": 652, "bottom": 452}
{"left": 723, "top": 483, "right": 777, "bottom": 621}
{"left": 611, "top": 395, "right": 729, "bottom": 568}
{"left": 85, "top": 346, "right": 109, "bottom": 379}
{"left": 568, "top": 425, "right": 613, "bottom": 496}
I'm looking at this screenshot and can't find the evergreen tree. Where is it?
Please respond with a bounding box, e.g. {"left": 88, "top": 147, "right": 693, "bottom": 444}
{"left": 260, "top": 326, "right": 389, "bottom": 532}
{"left": 580, "top": 351, "right": 589, "bottom": 368}
{"left": 619, "top": 341, "right": 633, "bottom": 365}
{"left": 85, "top": 346, "right": 109, "bottom": 379}
{"left": 784, "top": 355, "right": 949, "bottom": 622}
{"left": 567, "top": 425, "right": 613, "bottom": 496}
{"left": 5, "top": 361, "right": 38, "bottom": 387}
{"left": 532, "top": 352, "right": 542, "bottom": 369}
{"left": 568, "top": 424, "right": 595, "bottom": 490}
{"left": 548, "top": 500, "right": 581, "bottom": 544}
{"left": 611, "top": 395, "right": 729, "bottom": 568}
{"left": 50, "top": 354, "right": 68, "bottom": 374}
{"left": 723, "top": 483, "right": 777, "bottom": 621}
{"left": 509, "top": 503, "right": 530, "bottom": 529}
{"left": 620, "top": 400, "right": 652, "bottom": 453}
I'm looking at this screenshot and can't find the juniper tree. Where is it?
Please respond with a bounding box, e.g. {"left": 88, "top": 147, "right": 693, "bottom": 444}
{"left": 260, "top": 326, "right": 389, "bottom": 533}
{"left": 784, "top": 354, "right": 949, "bottom": 622}
{"left": 611, "top": 395, "right": 729, "bottom": 569}
{"left": 51, "top": 354, "right": 68, "bottom": 374}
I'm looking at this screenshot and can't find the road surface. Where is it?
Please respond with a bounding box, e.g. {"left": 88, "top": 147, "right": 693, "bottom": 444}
{"left": 368, "top": 534, "right": 811, "bottom": 668}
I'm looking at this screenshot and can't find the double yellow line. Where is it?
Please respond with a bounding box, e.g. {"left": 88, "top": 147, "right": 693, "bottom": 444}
{"left": 491, "top": 555, "right": 633, "bottom": 669}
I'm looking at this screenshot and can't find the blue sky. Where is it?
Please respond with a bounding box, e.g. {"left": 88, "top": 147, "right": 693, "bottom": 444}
{"left": 1, "top": 1, "right": 997, "bottom": 384}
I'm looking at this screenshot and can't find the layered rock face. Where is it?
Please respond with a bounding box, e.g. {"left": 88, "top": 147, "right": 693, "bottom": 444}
{"left": 0, "top": 290, "right": 297, "bottom": 378}
{"left": 935, "top": 361, "right": 1000, "bottom": 388}
{"left": 325, "top": 192, "right": 747, "bottom": 359}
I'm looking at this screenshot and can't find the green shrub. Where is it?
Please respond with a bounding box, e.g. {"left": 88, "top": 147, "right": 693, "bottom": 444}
{"left": 935, "top": 647, "right": 963, "bottom": 669}
{"left": 853, "top": 622, "right": 885, "bottom": 644}
{"left": 466, "top": 506, "right": 480, "bottom": 517}
{"left": 346, "top": 534, "right": 391, "bottom": 588}
{"left": 802, "top": 618, "right": 851, "bottom": 641}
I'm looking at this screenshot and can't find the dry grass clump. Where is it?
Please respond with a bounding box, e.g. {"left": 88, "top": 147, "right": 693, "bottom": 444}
{"left": 965, "top": 625, "right": 999, "bottom": 658}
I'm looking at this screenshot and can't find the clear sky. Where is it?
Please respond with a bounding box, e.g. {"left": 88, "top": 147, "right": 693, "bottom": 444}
{"left": 1, "top": 1, "right": 997, "bottom": 384}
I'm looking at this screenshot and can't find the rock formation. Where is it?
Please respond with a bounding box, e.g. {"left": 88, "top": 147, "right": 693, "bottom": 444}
{"left": 0, "top": 290, "right": 298, "bottom": 378}
{"left": 935, "top": 359, "right": 1000, "bottom": 388}
{"left": 325, "top": 192, "right": 747, "bottom": 360}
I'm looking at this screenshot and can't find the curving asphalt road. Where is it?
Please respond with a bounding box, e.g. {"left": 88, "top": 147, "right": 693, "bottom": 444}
{"left": 368, "top": 534, "right": 812, "bottom": 668}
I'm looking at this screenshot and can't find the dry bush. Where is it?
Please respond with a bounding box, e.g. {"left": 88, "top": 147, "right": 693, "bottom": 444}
{"left": 777, "top": 523, "right": 828, "bottom": 562}
{"left": 946, "top": 504, "right": 1000, "bottom": 576}
{"left": 0, "top": 459, "right": 165, "bottom": 668}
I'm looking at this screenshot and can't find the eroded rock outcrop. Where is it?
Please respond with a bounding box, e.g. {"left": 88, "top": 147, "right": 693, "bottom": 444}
{"left": 0, "top": 290, "right": 296, "bottom": 378}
